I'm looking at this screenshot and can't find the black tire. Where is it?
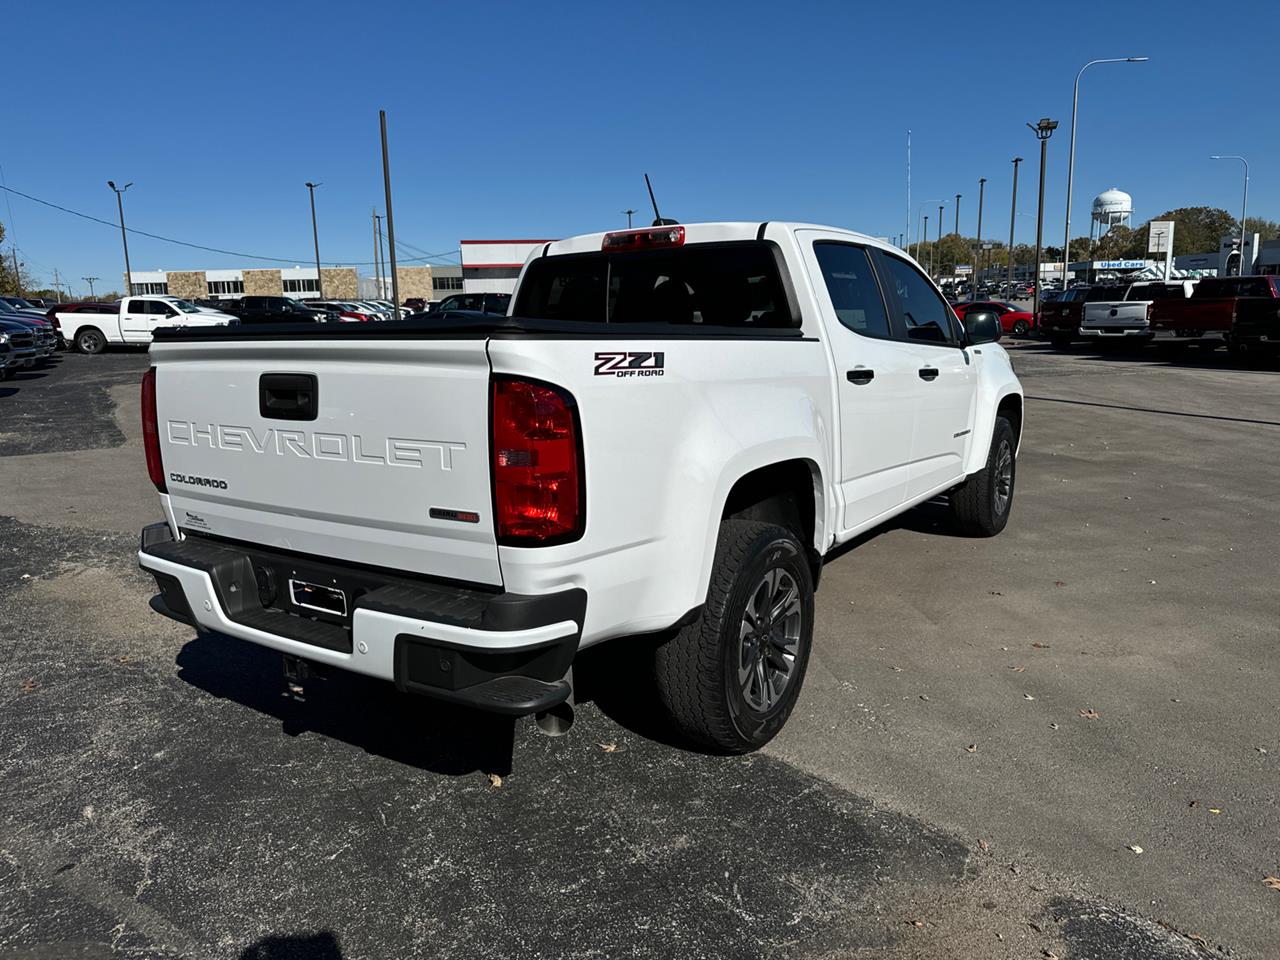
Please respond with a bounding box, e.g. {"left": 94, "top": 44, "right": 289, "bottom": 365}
{"left": 950, "top": 416, "right": 1016, "bottom": 537}
{"left": 654, "top": 520, "right": 815, "bottom": 753}
{"left": 75, "top": 327, "right": 106, "bottom": 354}
{"left": 1012, "top": 319, "right": 1030, "bottom": 337}
{"left": 1049, "top": 332, "right": 1072, "bottom": 351}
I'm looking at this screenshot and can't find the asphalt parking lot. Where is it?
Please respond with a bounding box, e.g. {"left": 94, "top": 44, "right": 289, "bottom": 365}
{"left": 1, "top": 344, "right": 1277, "bottom": 960}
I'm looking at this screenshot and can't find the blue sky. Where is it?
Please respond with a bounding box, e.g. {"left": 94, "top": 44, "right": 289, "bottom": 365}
{"left": 1, "top": 0, "right": 1271, "bottom": 294}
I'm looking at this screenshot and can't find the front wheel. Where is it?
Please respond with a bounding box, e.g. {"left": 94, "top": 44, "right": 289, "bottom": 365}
{"left": 950, "top": 416, "right": 1016, "bottom": 537}
{"left": 654, "top": 520, "right": 815, "bottom": 753}
{"left": 1012, "top": 319, "right": 1030, "bottom": 337}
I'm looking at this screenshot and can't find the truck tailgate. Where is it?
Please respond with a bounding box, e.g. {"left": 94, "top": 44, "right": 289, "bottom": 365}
{"left": 151, "top": 338, "right": 501, "bottom": 586}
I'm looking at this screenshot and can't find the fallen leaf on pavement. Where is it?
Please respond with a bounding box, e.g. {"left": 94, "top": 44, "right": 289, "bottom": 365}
{"left": 1127, "top": 844, "right": 1144, "bottom": 854}
{"left": 1009, "top": 665, "right": 1026, "bottom": 673}
{"left": 487, "top": 773, "right": 503, "bottom": 789}
{"left": 1054, "top": 581, "right": 1066, "bottom": 588}
{"left": 1263, "top": 876, "right": 1280, "bottom": 891}
{"left": 1188, "top": 799, "right": 1200, "bottom": 808}
{"left": 1257, "top": 747, "right": 1268, "bottom": 755}
{"left": 964, "top": 744, "right": 978, "bottom": 753}
{"left": 115, "top": 655, "right": 132, "bottom": 664}
{"left": 1044, "top": 950, "right": 1061, "bottom": 959}
{"left": 1079, "top": 708, "right": 1100, "bottom": 720}
{"left": 597, "top": 741, "right": 619, "bottom": 753}
{"left": 1049, "top": 722, "right": 1060, "bottom": 730}
{"left": 1032, "top": 642, "right": 1051, "bottom": 649}
{"left": 21, "top": 678, "right": 38, "bottom": 694}
{"left": 905, "top": 919, "right": 924, "bottom": 928}
{"left": 1208, "top": 808, "right": 1222, "bottom": 815}
{"left": 1023, "top": 694, "right": 1036, "bottom": 701}
{"left": 977, "top": 838, "right": 990, "bottom": 852}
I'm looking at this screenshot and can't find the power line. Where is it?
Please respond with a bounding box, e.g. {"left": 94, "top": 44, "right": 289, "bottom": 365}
{"left": 0, "top": 183, "right": 459, "bottom": 268}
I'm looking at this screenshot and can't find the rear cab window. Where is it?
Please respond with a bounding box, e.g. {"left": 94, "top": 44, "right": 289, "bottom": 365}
{"left": 877, "top": 254, "right": 959, "bottom": 345}
{"left": 812, "top": 243, "right": 891, "bottom": 339}
{"left": 513, "top": 241, "right": 797, "bottom": 331}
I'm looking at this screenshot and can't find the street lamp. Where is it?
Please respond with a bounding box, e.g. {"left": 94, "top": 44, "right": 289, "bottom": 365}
{"left": 954, "top": 194, "right": 962, "bottom": 236}
{"left": 106, "top": 180, "right": 133, "bottom": 295}
{"left": 975, "top": 178, "right": 986, "bottom": 291}
{"left": 1210, "top": 155, "right": 1250, "bottom": 274}
{"left": 1007, "top": 158, "right": 1023, "bottom": 293}
{"left": 305, "top": 182, "right": 324, "bottom": 298}
{"left": 622, "top": 209, "right": 637, "bottom": 228}
{"left": 1062, "top": 57, "right": 1148, "bottom": 289}
{"left": 1028, "top": 119, "right": 1058, "bottom": 321}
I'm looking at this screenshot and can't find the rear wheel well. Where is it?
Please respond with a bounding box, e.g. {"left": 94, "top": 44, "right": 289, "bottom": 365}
{"left": 997, "top": 395, "right": 1023, "bottom": 449}
{"left": 721, "top": 460, "right": 821, "bottom": 579}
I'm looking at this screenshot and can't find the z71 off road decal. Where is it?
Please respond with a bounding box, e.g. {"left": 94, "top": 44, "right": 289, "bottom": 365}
{"left": 594, "top": 351, "right": 665, "bottom": 377}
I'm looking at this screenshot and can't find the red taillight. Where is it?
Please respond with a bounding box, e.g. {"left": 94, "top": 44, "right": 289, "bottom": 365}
{"left": 601, "top": 225, "right": 685, "bottom": 251}
{"left": 141, "top": 367, "right": 166, "bottom": 492}
{"left": 491, "top": 377, "right": 583, "bottom": 544}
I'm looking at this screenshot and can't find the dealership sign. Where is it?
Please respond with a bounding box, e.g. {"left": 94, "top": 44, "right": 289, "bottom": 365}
{"left": 1097, "top": 259, "right": 1146, "bottom": 269}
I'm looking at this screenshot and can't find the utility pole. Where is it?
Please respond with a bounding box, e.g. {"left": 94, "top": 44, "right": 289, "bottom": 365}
{"left": 53, "top": 268, "right": 65, "bottom": 302}
{"left": 107, "top": 181, "right": 133, "bottom": 295}
{"left": 9, "top": 248, "right": 20, "bottom": 296}
{"left": 906, "top": 129, "right": 911, "bottom": 252}
{"left": 305, "top": 182, "right": 324, "bottom": 298}
{"left": 1007, "top": 157, "right": 1022, "bottom": 293}
{"left": 372, "top": 209, "right": 382, "bottom": 298}
{"left": 375, "top": 213, "right": 386, "bottom": 298}
{"left": 379, "top": 110, "right": 400, "bottom": 313}
{"left": 1028, "top": 119, "right": 1059, "bottom": 321}
{"left": 622, "top": 209, "right": 637, "bottom": 228}
{"left": 975, "top": 178, "right": 986, "bottom": 291}
{"left": 82, "top": 276, "right": 99, "bottom": 297}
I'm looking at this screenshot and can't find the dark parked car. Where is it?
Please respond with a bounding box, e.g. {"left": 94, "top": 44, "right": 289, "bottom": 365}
{"left": 222, "top": 296, "right": 327, "bottom": 325}
{"left": 425, "top": 292, "right": 511, "bottom": 316}
{"left": 0, "top": 317, "right": 40, "bottom": 377}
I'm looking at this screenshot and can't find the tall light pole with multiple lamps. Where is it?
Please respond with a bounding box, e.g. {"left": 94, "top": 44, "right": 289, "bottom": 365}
{"left": 1210, "top": 155, "right": 1250, "bottom": 274}
{"left": 975, "top": 177, "right": 986, "bottom": 290}
{"left": 1062, "top": 57, "right": 1148, "bottom": 288}
{"left": 106, "top": 181, "right": 133, "bottom": 295}
{"left": 1028, "top": 118, "right": 1058, "bottom": 321}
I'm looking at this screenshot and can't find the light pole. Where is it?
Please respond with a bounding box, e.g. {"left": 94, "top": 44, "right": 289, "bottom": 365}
{"left": 954, "top": 194, "right": 961, "bottom": 235}
{"left": 922, "top": 215, "right": 929, "bottom": 266}
{"left": 305, "top": 181, "right": 324, "bottom": 298}
{"left": 1029, "top": 118, "right": 1059, "bottom": 321}
{"left": 1062, "top": 57, "right": 1148, "bottom": 289}
{"left": 916, "top": 200, "right": 944, "bottom": 261}
{"left": 82, "top": 276, "right": 99, "bottom": 297}
{"left": 1007, "top": 157, "right": 1022, "bottom": 293}
{"left": 1210, "top": 155, "right": 1249, "bottom": 274}
{"left": 936, "top": 203, "right": 945, "bottom": 278}
{"left": 622, "top": 209, "right": 637, "bottom": 228}
{"left": 106, "top": 181, "right": 133, "bottom": 295}
{"left": 975, "top": 178, "right": 986, "bottom": 292}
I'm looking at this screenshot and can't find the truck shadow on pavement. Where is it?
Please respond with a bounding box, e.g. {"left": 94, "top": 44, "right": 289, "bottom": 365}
{"left": 238, "top": 931, "right": 344, "bottom": 960}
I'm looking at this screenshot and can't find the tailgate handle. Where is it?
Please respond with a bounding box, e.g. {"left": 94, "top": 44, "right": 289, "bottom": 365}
{"left": 259, "top": 373, "right": 318, "bottom": 421}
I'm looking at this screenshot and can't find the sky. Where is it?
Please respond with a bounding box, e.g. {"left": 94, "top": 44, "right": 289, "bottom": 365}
{"left": 1, "top": 0, "right": 1272, "bottom": 295}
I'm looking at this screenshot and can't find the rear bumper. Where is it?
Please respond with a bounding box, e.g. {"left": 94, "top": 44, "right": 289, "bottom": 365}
{"left": 1079, "top": 325, "right": 1151, "bottom": 338}
{"left": 138, "top": 523, "right": 584, "bottom": 715}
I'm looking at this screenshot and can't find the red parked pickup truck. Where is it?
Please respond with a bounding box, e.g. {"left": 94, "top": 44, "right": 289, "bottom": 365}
{"left": 1040, "top": 286, "right": 1129, "bottom": 349}
{"left": 1148, "top": 275, "right": 1280, "bottom": 352}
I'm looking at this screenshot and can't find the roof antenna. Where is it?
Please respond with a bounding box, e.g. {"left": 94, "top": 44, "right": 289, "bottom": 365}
{"left": 645, "top": 174, "right": 679, "bottom": 226}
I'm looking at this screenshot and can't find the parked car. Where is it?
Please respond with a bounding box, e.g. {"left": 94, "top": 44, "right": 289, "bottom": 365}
{"left": 1040, "top": 285, "right": 1139, "bottom": 349}
{"left": 1078, "top": 280, "right": 1197, "bottom": 345}
{"left": 221, "top": 296, "right": 328, "bottom": 326}
{"left": 0, "top": 318, "right": 39, "bottom": 376}
{"left": 1148, "top": 275, "right": 1280, "bottom": 353}
{"left": 306, "top": 300, "right": 373, "bottom": 323}
{"left": 425, "top": 292, "right": 511, "bottom": 316}
{"left": 403, "top": 297, "right": 427, "bottom": 313}
{"left": 136, "top": 221, "right": 1023, "bottom": 753}
{"left": 0, "top": 300, "right": 57, "bottom": 360}
{"left": 952, "top": 300, "right": 1036, "bottom": 336}
{"left": 53, "top": 296, "right": 236, "bottom": 353}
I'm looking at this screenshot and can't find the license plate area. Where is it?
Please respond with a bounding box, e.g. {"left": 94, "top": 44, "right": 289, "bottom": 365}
{"left": 289, "top": 579, "right": 348, "bottom": 618}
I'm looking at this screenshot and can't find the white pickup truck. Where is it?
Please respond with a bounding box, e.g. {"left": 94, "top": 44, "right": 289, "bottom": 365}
{"left": 136, "top": 222, "right": 1024, "bottom": 752}
{"left": 1079, "top": 280, "right": 1197, "bottom": 343}
{"left": 55, "top": 295, "right": 235, "bottom": 354}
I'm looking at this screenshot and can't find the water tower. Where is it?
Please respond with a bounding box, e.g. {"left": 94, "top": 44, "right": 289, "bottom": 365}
{"left": 1091, "top": 188, "right": 1133, "bottom": 243}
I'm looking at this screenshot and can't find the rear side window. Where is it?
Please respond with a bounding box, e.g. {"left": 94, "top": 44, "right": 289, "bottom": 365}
{"left": 1085, "top": 286, "right": 1126, "bottom": 302}
{"left": 812, "top": 242, "right": 890, "bottom": 338}
{"left": 878, "top": 255, "right": 955, "bottom": 344}
{"left": 514, "top": 241, "right": 795, "bottom": 329}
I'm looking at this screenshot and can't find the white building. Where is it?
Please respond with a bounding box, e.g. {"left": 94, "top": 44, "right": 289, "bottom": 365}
{"left": 460, "top": 239, "right": 554, "bottom": 294}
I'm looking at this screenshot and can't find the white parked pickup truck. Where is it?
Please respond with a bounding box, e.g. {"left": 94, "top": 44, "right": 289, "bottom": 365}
{"left": 136, "top": 222, "right": 1024, "bottom": 752}
{"left": 55, "top": 295, "right": 235, "bottom": 354}
{"left": 1079, "top": 280, "right": 1197, "bottom": 342}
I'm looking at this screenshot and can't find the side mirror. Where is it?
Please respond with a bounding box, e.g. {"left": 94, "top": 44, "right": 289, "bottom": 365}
{"left": 964, "top": 310, "right": 1001, "bottom": 345}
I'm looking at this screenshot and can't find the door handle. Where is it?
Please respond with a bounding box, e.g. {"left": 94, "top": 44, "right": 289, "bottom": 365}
{"left": 918, "top": 367, "right": 940, "bottom": 381}
{"left": 846, "top": 369, "right": 875, "bottom": 384}
{"left": 259, "top": 373, "right": 319, "bottom": 421}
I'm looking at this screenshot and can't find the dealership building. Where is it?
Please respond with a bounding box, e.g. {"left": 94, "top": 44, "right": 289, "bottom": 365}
{"left": 460, "top": 239, "right": 553, "bottom": 294}
{"left": 126, "top": 263, "right": 462, "bottom": 302}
